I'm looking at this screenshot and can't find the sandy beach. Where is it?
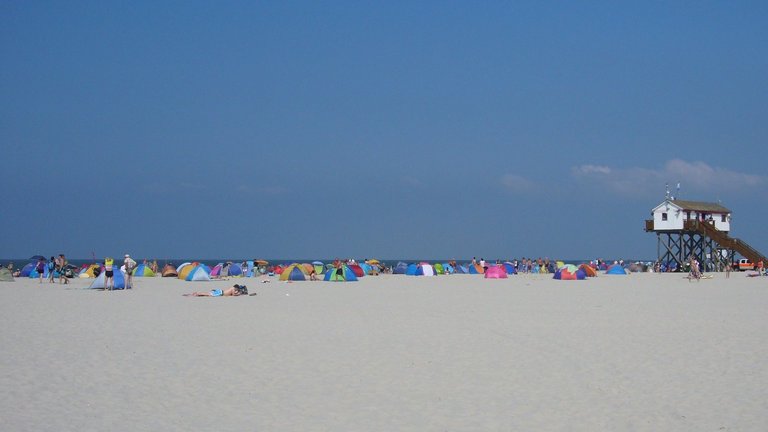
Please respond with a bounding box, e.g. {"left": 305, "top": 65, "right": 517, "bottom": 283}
{"left": 1, "top": 272, "right": 766, "bottom": 431}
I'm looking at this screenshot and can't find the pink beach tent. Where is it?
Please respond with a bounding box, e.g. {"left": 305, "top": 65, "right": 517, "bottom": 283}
{"left": 484, "top": 265, "right": 508, "bottom": 279}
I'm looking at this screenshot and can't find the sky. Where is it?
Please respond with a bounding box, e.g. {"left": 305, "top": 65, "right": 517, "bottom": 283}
{"left": 1, "top": 1, "right": 767, "bottom": 261}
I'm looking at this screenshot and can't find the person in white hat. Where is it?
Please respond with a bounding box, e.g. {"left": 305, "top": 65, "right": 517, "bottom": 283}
{"left": 124, "top": 254, "right": 137, "bottom": 289}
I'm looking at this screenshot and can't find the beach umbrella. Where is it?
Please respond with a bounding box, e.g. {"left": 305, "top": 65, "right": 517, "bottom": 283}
{"left": 29, "top": 255, "right": 46, "bottom": 261}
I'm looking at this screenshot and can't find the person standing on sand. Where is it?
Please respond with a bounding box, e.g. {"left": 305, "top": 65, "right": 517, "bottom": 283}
{"left": 37, "top": 258, "right": 47, "bottom": 284}
{"left": 124, "top": 254, "right": 137, "bottom": 289}
{"left": 58, "top": 254, "right": 69, "bottom": 284}
{"left": 104, "top": 257, "right": 115, "bottom": 290}
{"left": 47, "top": 256, "right": 56, "bottom": 283}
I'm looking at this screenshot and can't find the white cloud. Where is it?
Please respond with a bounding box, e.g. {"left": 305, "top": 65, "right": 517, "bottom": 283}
{"left": 572, "top": 165, "right": 612, "bottom": 175}
{"left": 572, "top": 159, "right": 766, "bottom": 196}
{"left": 500, "top": 174, "right": 534, "bottom": 193}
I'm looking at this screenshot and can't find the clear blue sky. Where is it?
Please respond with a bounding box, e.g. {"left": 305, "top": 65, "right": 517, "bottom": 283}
{"left": 2, "top": 1, "right": 766, "bottom": 261}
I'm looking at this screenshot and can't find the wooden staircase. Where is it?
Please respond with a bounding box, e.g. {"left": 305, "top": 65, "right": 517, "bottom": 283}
{"left": 684, "top": 220, "right": 767, "bottom": 264}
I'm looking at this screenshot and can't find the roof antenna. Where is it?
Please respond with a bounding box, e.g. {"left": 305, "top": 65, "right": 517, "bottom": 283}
{"left": 665, "top": 183, "right": 670, "bottom": 200}
{"left": 675, "top": 182, "right": 680, "bottom": 200}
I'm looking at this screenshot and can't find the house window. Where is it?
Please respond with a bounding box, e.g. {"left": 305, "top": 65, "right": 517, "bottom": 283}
{"left": 685, "top": 211, "right": 690, "bottom": 220}
{"left": 661, "top": 212, "right": 668, "bottom": 221}
{"left": 721, "top": 215, "right": 727, "bottom": 222}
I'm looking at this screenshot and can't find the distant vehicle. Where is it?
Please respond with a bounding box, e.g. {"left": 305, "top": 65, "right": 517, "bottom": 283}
{"left": 737, "top": 259, "right": 754, "bottom": 271}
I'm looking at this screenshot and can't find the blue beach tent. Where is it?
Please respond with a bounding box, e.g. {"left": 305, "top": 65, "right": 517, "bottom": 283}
{"left": 323, "top": 265, "right": 358, "bottom": 282}
{"left": 88, "top": 270, "right": 126, "bottom": 289}
{"left": 502, "top": 262, "right": 518, "bottom": 275}
{"left": 393, "top": 262, "right": 409, "bottom": 274}
{"left": 605, "top": 264, "right": 627, "bottom": 275}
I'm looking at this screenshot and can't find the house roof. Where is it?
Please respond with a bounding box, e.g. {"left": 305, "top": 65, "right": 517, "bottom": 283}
{"left": 667, "top": 199, "right": 731, "bottom": 213}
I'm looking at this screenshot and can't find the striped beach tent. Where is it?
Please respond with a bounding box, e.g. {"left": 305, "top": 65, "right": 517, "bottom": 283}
{"left": 280, "top": 264, "right": 308, "bottom": 281}
{"left": 132, "top": 264, "right": 156, "bottom": 277}
{"left": 324, "top": 265, "right": 358, "bottom": 282}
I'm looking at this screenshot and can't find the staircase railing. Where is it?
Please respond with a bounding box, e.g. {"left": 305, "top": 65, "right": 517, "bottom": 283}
{"left": 684, "top": 220, "right": 767, "bottom": 263}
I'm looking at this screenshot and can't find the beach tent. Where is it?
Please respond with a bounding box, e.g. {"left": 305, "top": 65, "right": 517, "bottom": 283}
{"left": 553, "top": 267, "right": 586, "bottom": 280}
{"left": 312, "top": 261, "right": 324, "bottom": 275}
{"left": 393, "top": 262, "right": 409, "bottom": 274}
{"left": 416, "top": 263, "right": 435, "bottom": 276}
{"left": 360, "top": 263, "right": 373, "bottom": 275}
{"left": 20, "top": 263, "right": 36, "bottom": 277}
{"left": 28, "top": 267, "right": 51, "bottom": 279}
{"left": 280, "top": 264, "right": 308, "bottom": 281}
{"left": 177, "top": 263, "right": 195, "bottom": 280}
{"left": 228, "top": 263, "right": 243, "bottom": 277}
{"left": 78, "top": 264, "right": 101, "bottom": 278}
{"left": 178, "top": 264, "right": 211, "bottom": 281}
{"left": 186, "top": 266, "right": 211, "bottom": 281}
{"left": 502, "top": 262, "right": 518, "bottom": 275}
{"left": 132, "top": 264, "right": 156, "bottom": 277}
{"left": 405, "top": 263, "right": 418, "bottom": 276}
{"left": 468, "top": 263, "right": 485, "bottom": 274}
{"left": 433, "top": 263, "right": 445, "bottom": 275}
{"left": 348, "top": 264, "right": 365, "bottom": 278}
{"left": 484, "top": 266, "right": 508, "bottom": 279}
{"left": 210, "top": 263, "right": 226, "bottom": 278}
{"left": 0, "top": 268, "right": 14, "bottom": 282}
{"left": 605, "top": 264, "right": 627, "bottom": 275}
{"left": 579, "top": 264, "right": 598, "bottom": 277}
{"left": 88, "top": 270, "right": 126, "bottom": 289}
{"left": 324, "top": 265, "right": 358, "bottom": 282}
{"left": 161, "top": 264, "right": 178, "bottom": 277}
{"left": 454, "top": 265, "right": 469, "bottom": 274}
{"left": 441, "top": 263, "right": 455, "bottom": 274}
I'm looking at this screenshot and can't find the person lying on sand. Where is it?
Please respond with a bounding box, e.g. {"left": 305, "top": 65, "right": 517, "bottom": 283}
{"left": 184, "top": 284, "right": 249, "bottom": 297}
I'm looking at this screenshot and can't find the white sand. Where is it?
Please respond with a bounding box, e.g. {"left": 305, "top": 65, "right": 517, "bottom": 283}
{"left": 1, "top": 272, "right": 767, "bottom": 431}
